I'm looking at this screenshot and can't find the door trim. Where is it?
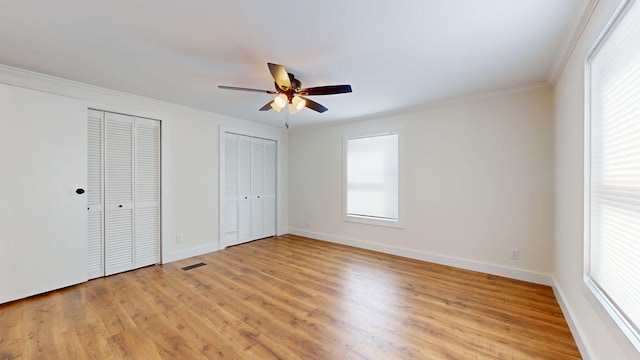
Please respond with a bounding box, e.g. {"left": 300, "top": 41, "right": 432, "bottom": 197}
{"left": 89, "top": 107, "right": 165, "bottom": 268}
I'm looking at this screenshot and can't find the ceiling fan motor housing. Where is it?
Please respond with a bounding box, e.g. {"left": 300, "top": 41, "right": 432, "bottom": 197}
{"left": 288, "top": 73, "right": 302, "bottom": 90}
{"left": 275, "top": 74, "right": 302, "bottom": 103}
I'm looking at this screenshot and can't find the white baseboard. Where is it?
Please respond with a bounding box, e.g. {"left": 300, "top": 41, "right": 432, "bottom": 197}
{"left": 552, "top": 277, "right": 593, "bottom": 360}
{"left": 288, "top": 228, "right": 553, "bottom": 286}
{"left": 163, "top": 243, "right": 220, "bottom": 264}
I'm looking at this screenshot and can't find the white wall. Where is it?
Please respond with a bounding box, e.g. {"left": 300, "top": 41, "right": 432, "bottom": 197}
{"left": 0, "top": 65, "right": 288, "bottom": 274}
{"left": 0, "top": 84, "right": 88, "bottom": 303}
{"left": 553, "top": 0, "right": 640, "bottom": 358}
{"left": 289, "top": 87, "right": 554, "bottom": 283}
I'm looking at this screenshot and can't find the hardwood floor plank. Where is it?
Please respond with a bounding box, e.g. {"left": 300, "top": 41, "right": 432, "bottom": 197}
{"left": 0, "top": 234, "right": 581, "bottom": 359}
{"left": 161, "top": 304, "right": 244, "bottom": 359}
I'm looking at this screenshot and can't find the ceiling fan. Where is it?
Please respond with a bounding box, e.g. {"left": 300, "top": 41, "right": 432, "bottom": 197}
{"left": 218, "top": 63, "right": 352, "bottom": 114}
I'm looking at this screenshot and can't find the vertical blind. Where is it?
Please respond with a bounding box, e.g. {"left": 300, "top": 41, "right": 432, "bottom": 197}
{"left": 346, "top": 133, "right": 398, "bottom": 220}
{"left": 588, "top": 0, "right": 640, "bottom": 348}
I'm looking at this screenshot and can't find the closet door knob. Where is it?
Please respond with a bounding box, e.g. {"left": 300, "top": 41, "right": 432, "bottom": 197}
{"left": 257, "top": 196, "right": 260, "bottom": 199}
{"left": 118, "top": 205, "right": 123, "bottom": 208}
{"left": 75, "top": 188, "right": 85, "bottom": 194}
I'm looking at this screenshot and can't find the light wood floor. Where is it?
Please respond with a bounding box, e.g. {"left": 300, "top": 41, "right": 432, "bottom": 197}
{"left": 0, "top": 234, "right": 580, "bottom": 359}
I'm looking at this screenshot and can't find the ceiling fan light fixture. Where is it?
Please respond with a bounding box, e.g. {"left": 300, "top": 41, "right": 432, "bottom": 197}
{"left": 270, "top": 102, "right": 283, "bottom": 112}
{"left": 293, "top": 96, "right": 306, "bottom": 110}
{"left": 273, "top": 94, "right": 287, "bottom": 108}
{"left": 288, "top": 96, "right": 306, "bottom": 114}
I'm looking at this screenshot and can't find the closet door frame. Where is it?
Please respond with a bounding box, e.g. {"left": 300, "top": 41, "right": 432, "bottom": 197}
{"left": 219, "top": 126, "right": 281, "bottom": 249}
{"left": 88, "top": 104, "right": 167, "bottom": 266}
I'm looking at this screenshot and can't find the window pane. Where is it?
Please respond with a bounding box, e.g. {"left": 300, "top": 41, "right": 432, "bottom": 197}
{"left": 587, "top": 0, "right": 640, "bottom": 348}
{"left": 346, "top": 134, "right": 398, "bottom": 220}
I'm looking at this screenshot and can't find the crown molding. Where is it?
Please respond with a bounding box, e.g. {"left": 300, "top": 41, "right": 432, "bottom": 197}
{"left": 0, "top": 63, "right": 282, "bottom": 131}
{"left": 290, "top": 81, "right": 551, "bottom": 133}
{"left": 548, "top": 0, "right": 600, "bottom": 85}
{"left": 419, "top": 81, "right": 551, "bottom": 110}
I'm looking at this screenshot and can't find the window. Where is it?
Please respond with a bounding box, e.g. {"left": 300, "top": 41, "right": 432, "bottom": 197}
{"left": 344, "top": 128, "right": 401, "bottom": 227}
{"left": 585, "top": 0, "right": 640, "bottom": 351}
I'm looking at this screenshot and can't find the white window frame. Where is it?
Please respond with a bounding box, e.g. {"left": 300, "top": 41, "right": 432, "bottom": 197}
{"left": 584, "top": 0, "right": 640, "bottom": 352}
{"left": 343, "top": 125, "right": 403, "bottom": 228}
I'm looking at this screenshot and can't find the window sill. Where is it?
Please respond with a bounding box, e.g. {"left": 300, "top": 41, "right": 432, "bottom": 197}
{"left": 343, "top": 214, "right": 404, "bottom": 228}
{"left": 584, "top": 276, "right": 640, "bottom": 352}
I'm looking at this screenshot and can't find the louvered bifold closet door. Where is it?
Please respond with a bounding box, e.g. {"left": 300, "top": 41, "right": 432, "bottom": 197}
{"left": 262, "top": 139, "right": 276, "bottom": 236}
{"left": 223, "top": 134, "right": 239, "bottom": 246}
{"left": 251, "top": 138, "right": 264, "bottom": 238}
{"left": 237, "top": 135, "right": 252, "bottom": 244}
{"left": 134, "top": 117, "right": 160, "bottom": 268}
{"left": 104, "top": 113, "right": 135, "bottom": 276}
{"left": 87, "top": 110, "right": 104, "bottom": 279}
{"left": 221, "top": 132, "right": 277, "bottom": 248}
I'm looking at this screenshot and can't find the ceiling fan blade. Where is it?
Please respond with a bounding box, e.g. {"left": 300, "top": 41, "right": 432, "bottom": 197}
{"left": 218, "top": 85, "right": 277, "bottom": 94}
{"left": 267, "top": 63, "right": 292, "bottom": 91}
{"left": 300, "top": 96, "right": 328, "bottom": 113}
{"left": 259, "top": 101, "right": 273, "bottom": 111}
{"left": 299, "top": 85, "right": 352, "bottom": 96}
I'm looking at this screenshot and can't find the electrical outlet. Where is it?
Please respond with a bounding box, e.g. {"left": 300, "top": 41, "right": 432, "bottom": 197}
{"left": 305, "top": 219, "right": 311, "bottom": 228}
{"left": 510, "top": 248, "right": 520, "bottom": 260}
{"left": 176, "top": 234, "right": 184, "bottom": 244}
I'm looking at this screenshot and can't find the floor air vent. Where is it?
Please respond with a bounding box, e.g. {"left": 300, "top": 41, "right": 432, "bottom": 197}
{"left": 181, "top": 262, "right": 206, "bottom": 271}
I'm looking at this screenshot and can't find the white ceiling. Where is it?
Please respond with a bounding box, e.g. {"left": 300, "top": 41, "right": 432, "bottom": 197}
{"left": 0, "top": 0, "right": 584, "bottom": 128}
